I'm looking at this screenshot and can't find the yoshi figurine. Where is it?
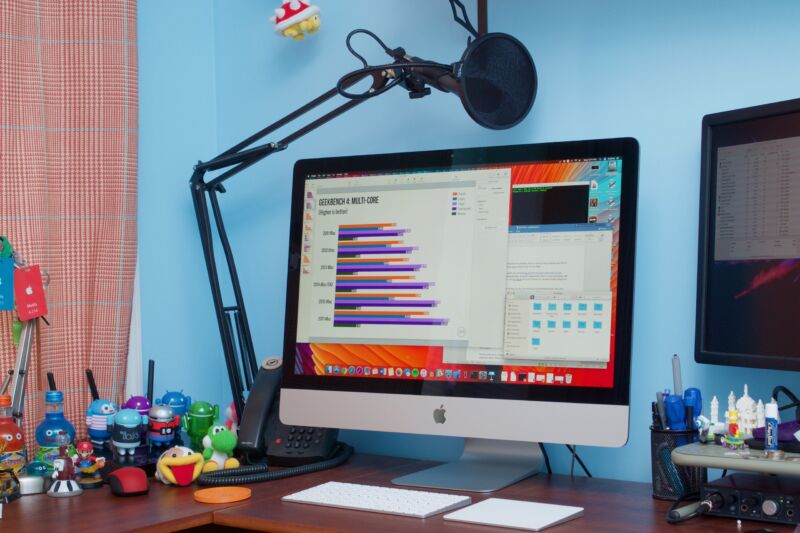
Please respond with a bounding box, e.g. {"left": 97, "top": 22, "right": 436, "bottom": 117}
{"left": 182, "top": 401, "right": 219, "bottom": 451}
{"left": 201, "top": 425, "right": 240, "bottom": 472}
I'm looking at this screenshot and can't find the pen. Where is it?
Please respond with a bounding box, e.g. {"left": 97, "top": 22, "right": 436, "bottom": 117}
{"left": 651, "top": 401, "right": 663, "bottom": 430}
{"left": 656, "top": 392, "right": 667, "bottom": 430}
{"left": 672, "top": 354, "right": 683, "bottom": 397}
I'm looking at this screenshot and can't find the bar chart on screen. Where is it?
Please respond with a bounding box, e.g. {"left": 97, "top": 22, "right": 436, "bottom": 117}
{"left": 334, "top": 222, "right": 449, "bottom": 327}
{"left": 296, "top": 169, "right": 512, "bottom": 347}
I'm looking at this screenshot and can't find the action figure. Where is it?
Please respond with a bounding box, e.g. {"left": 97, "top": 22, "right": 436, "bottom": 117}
{"left": 47, "top": 431, "right": 83, "bottom": 497}
{"left": 73, "top": 441, "right": 106, "bottom": 488}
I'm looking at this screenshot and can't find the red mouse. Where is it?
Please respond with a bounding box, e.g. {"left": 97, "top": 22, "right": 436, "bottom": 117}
{"left": 107, "top": 467, "right": 149, "bottom": 496}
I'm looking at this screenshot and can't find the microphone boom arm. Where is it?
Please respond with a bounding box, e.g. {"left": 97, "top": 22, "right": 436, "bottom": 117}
{"left": 190, "top": 70, "right": 390, "bottom": 420}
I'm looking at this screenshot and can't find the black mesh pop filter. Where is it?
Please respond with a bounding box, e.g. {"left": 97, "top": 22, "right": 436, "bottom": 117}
{"left": 456, "top": 33, "right": 537, "bottom": 130}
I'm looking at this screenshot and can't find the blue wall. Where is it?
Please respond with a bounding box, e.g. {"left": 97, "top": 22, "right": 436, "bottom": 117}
{"left": 138, "top": 0, "right": 800, "bottom": 482}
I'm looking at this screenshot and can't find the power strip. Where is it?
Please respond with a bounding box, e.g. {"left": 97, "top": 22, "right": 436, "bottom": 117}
{"left": 702, "top": 473, "right": 800, "bottom": 525}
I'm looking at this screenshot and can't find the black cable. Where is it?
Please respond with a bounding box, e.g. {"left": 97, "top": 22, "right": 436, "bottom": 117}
{"left": 337, "top": 28, "right": 452, "bottom": 101}
{"left": 721, "top": 469, "right": 727, "bottom": 477}
{"left": 196, "top": 443, "right": 354, "bottom": 486}
{"left": 538, "top": 443, "right": 552, "bottom": 474}
{"left": 772, "top": 385, "right": 800, "bottom": 419}
{"left": 565, "top": 444, "right": 592, "bottom": 477}
{"left": 344, "top": 29, "right": 396, "bottom": 67}
{"left": 569, "top": 445, "right": 575, "bottom": 477}
{"left": 666, "top": 492, "right": 722, "bottom": 524}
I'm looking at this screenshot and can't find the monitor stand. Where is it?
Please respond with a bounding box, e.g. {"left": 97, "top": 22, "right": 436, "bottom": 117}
{"left": 391, "top": 438, "right": 543, "bottom": 493}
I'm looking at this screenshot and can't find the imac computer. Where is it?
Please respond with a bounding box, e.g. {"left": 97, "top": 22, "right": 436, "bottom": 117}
{"left": 696, "top": 98, "right": 800, "bottom": 370}
{"left": 281, "top": 138, "right": 639, "bottom": 491}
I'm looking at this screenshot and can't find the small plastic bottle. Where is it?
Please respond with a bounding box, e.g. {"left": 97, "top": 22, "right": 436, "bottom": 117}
{"left": 0, "top": 394, "right": 27, "bottom": 474}
{"left": 765, "top": 399, "right": 779, "bottom": 452}
{"left": 35, "top": 391, "right": 76, "bottom": 470}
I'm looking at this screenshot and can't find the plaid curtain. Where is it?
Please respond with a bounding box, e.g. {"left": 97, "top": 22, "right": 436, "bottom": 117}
{"left": 0, "top": 0, "right": 137, "bottom": 450}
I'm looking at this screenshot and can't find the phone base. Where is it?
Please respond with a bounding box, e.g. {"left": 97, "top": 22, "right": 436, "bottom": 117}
{"left": 391, "top": 438, "right": 543, "bottom": 493}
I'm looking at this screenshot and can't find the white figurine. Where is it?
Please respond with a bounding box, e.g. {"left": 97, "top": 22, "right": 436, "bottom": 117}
{"left": 756, "top": 399, "right": 766, "bottom": 429}
{"left": 710, "top": 395, "right": 720, "bottom": 426}
{"left": 736, "top": 384, "right": 757, "bottom": 438}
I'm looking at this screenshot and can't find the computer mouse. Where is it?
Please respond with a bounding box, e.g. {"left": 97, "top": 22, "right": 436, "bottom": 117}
{"left": 107, "top": 467, "right": 149, "bottom": 496}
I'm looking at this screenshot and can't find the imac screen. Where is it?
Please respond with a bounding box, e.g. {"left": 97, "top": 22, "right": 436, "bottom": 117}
{"left": 290, "top": 144, "right": 633, "bottom": 391}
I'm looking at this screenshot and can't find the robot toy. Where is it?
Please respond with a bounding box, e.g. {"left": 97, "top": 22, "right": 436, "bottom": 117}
{"left": 122, "top": 395, "right": 151, "bottom": 416}
{"left": 47, "top": 431, "right": 82, "bottom": 497}
{"left": 85, "top": 399, "right": 117, "bottom": 447}
{"left": 148, "top": 404, "right": 181, "bottom": 447}
{"left": 156, "top": 390, "right": 192, "bottom": 418}
{"left": 110, "top": 409, "right": 148, "bottom": 456}
{"left": 183, "top": 401, "right": 219, "bottom": 451}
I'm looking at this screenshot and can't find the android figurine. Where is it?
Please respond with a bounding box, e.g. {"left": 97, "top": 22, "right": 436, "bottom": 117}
{"left": 110, "top": 408, "right": 148, "bottom": 456}
{"left": 73, "top": 441, "right": 106, "bottom": 488}
{"left": 183, "top": 401, "right": 219, "bottom": 451}
{"left": 148, "top": 404, "right": 181, "bottom": 447}
{"left": 156, "top": 390, "right": 192, "bottom": 418}
{"left": 122, "top": 394, "right": 151, "bottom": 416}
{"left": 201, "top": 425, "right": 240, "bottom": 472}
{"left": 85, "top": 398, "right": 117, "bottom": 447}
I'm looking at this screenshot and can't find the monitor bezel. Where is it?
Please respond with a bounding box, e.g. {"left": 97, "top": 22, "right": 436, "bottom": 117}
{"left": 696, "top": 98, "right": 800, "bottom": 370}
{"left": 282, "top": 137, "right": 639, "bottom": 406}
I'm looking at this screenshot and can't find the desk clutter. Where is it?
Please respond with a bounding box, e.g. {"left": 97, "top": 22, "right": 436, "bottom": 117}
{"left": 651, "top": 354, "right": 800, "bottom": 527}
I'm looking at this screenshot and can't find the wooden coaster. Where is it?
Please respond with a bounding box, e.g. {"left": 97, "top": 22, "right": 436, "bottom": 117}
{"left": 193, "top": 486, "right": 252, "bottom": 504}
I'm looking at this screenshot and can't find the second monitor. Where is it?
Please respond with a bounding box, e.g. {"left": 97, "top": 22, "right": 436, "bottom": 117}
{"left": 281, "top": 138, "right": 639, "bottom": 491}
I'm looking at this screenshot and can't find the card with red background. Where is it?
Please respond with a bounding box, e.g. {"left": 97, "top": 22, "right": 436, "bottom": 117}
{"left": 14, "top": 265, "right": 47, "bottom": 321}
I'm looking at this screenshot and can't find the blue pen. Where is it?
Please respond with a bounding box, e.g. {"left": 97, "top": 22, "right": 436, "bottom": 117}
{"left": 665, "top": 394, "right": 686, "bottom": 430}
{"left": 683, "top": 388, "right": 702, "bottom": 428}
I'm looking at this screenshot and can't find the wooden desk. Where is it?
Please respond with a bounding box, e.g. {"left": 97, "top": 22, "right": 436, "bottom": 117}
{"left": 3, "top": 453, "right": 796, "bottom": 532}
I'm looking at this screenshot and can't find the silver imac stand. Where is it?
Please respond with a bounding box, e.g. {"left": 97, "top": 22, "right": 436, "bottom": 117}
{"left": 391, "top": 438, "right": 543, "bottom": 493}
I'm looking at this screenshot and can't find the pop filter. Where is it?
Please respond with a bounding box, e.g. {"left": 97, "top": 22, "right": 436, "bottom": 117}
{"left": 455, "top": 33, "right": 537, "bottom": 130}
{"left": 337, "top": 30, "right": 537, "bottom": 130}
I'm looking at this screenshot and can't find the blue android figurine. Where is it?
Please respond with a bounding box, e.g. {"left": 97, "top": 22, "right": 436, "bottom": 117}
{"left": 35, "top": 391, "right": 77, "bottom": 470}
{"left": 156, "top": 390, "right": 192, "bottom": 418}
{"left": 85, "top": 399, "right": 117, "bottom": 446}
{"left": 109, "top": 408, "right": 148, "bottom": 456}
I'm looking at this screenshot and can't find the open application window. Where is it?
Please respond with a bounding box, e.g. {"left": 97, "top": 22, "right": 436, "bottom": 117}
{"left": 295, "top": 157, "right": 623, "bottom": 388}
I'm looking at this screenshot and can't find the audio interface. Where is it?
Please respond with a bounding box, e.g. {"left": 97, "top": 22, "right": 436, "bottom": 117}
{"left": 702, "top": 473, "right": 800, "bottom": 525}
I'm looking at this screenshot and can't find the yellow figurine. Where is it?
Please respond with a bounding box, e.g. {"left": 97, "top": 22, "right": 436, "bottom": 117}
{"left": 723, "top": 408, "right": 746, "bottom": 449}
{"left": 271, "top": 0, "right": 321, "bottom": 41}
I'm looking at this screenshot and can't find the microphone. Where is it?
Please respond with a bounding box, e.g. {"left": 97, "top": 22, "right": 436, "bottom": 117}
{"left": 395, "top": 33, "right": 537, "bottom": 130}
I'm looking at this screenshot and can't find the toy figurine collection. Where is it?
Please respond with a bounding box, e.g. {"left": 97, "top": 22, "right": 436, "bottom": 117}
{"left": 5, "top": 379, "right": 233, "bottom": 500}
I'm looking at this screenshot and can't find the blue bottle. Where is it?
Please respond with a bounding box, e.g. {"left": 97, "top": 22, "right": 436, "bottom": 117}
{"left": 35, "top": 391, "right": 76, "bottom": 470}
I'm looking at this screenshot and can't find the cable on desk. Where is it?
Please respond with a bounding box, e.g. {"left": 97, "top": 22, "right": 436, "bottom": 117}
{"left": 565, "top": 444, "right": 592, "bottom": 477}
{"left": 539, "top": 442, "right": 552, "bottom": 474}
{"left": 197, "top": 443, "right": 354, "bottom": 486}
{"left": 665, "top": 491, "right": 722, "bottom": 524}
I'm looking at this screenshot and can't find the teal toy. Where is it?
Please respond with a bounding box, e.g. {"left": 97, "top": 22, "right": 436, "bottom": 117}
{"left": 26, "top": 461, "right": 49, "bottom": 476}
{"left": 201, "top": 425, "right": 240, "bottom": 472}
{"left": 182, "top": 401, "right": 219, "bottom": 451}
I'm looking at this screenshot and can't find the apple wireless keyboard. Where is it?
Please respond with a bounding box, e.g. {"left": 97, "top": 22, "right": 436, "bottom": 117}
{"left": 282, "top": 481, "right": 472, "bottom": 518}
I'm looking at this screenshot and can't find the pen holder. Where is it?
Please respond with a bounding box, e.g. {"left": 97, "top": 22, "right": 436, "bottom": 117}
{"left": 650, "top": 426, "right": 706, "bottom": 500}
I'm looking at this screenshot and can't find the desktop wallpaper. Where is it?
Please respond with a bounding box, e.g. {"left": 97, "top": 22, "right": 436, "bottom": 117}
{"left": 295, "top": 159, "right": 622, "bottom": 388}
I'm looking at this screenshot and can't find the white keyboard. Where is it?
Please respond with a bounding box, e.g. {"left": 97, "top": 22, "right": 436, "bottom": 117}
{"left": 282, "top": 481, "right": 472, "bottom": 518}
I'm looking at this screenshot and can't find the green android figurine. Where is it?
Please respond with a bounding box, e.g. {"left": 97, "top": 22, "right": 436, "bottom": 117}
{"left": 182, "top": 401, "right": 219, "bottom": 451}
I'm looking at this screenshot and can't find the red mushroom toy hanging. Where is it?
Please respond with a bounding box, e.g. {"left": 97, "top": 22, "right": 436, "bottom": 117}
{"left": 270, "top": 0, "right": 321, "bottom": 41}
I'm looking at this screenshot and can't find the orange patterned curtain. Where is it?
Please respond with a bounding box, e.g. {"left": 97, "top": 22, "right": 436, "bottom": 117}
{"left": 0, "top": 0, "right": 138, "bottom": 450}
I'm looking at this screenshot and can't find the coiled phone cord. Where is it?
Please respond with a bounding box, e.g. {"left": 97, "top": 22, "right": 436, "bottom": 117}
{"left": 196, "top": 443, "right": 354, "bottom": 486}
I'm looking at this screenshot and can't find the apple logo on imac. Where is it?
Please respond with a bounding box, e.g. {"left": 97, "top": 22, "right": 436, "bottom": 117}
{"left": 433, "top": 405, "right": 446, "bottom": 424}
